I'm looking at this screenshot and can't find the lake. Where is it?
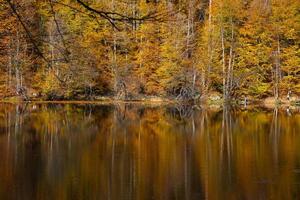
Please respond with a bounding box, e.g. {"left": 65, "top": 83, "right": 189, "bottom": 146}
{"left": 0, "top": 103, "right": 300, "bottom": 200}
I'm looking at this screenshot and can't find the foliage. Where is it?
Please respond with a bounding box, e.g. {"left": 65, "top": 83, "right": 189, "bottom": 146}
{"left": 0, "top": 0, "right": 299, "bottom": 100}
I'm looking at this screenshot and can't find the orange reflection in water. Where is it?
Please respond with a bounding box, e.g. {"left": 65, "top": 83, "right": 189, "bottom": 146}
{"left": 0, "top": 103, "right": 299, "bottom": 200}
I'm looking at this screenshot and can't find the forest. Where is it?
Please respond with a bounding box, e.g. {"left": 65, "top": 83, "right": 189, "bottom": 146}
{"left": 0, "top": 0, "right": 299, "bottom": 102}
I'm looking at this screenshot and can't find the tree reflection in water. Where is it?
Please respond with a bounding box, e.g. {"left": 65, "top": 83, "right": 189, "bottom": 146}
{"left": 0, "top": 103, "right": 299, "bottom": 200}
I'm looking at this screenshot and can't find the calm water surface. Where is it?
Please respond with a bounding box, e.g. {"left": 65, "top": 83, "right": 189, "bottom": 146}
{"left": 0, "top": 103, "right": 300, "bottom": 200}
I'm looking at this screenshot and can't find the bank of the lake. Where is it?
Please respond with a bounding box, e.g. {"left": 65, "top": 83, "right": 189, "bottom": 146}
{"left": 1, "top": 95, "right": 300, "bottom": 109}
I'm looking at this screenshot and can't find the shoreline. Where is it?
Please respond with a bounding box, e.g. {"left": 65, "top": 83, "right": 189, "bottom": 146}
{"left": 0, "top": 97, "right": 299, "bottom": 108}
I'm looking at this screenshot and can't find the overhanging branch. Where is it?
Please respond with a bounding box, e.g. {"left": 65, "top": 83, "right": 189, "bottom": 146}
{"left": 74, "top": 0, "right": 159, "bottom": 26}
{"left": 5, "top": 0, "right": 49, "bottom": 63}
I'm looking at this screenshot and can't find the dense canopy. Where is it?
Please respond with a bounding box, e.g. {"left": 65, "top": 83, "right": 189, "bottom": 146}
{"left": 0, "top": 0, "right": 299, "bottom": 101}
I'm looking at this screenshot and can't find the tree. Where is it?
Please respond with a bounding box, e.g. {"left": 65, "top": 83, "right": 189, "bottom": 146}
{"left": 0, "top": 0, "right": 299, "bottom": 101}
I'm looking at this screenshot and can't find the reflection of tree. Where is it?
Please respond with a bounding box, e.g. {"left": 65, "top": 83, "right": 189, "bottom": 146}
{"left": 0, "top": 103, "right": 27, "bottom": 134}
{"left": 167, "top": 104, "right": 196, "bottom": 121}
{"left": 220, "top": 106, "right": 233, "bottom": 180}
{"left": 175, "top": 104, "right": 194, "bottom": 119}
{"left": 270, "top": 108, "right": 280, "bottom": 166}
{"left": 0, "top": 104, "right": 300, "bottom": 199}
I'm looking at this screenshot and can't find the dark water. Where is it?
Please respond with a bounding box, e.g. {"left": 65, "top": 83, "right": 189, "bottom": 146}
{"left": 0, "top": 103, "right": 300, "bottom": 200}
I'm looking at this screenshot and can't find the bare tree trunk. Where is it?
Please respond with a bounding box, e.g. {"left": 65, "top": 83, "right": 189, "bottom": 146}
{"left": 15, "top": 30, "right": 21, "bottom": 95}
{"left": 48, "top": 15, "right": 60, "bottom": 78}
{"left": 113, "top": 32, "right": 118, "bottom": 92}
{"left": 50, "top": 24, "right": 55, "bottom": 69}
{"left": 110, "top": 0, "right": 120, "bottom": 98}
{"left": 187, "top": 0, "right": 196, "bottom": 96}
{"left": 205, "top": 0, "right": 213, "bottom": 92}
{"left": 131, "top": 1, "right": 136, "bottom": 31}
{"left": 274, "top": 37, "right": 281, "bottom": 100}
{"left": 208, "top": 0, "right": 213, "bottom": 34}
{"left": 7, "top": 37, "right": 12, "bottom": 93}
{"left": 192, "top": 71, "right": 197, "bottom": 94}
{"left": 226, "top": 19, "right": 234, "bottom": 99}
{"left": 221, "top": 27, "right": 226, "bottom": 101}
{"left": 186, "top": 1, "right": 191, "bottom": 50}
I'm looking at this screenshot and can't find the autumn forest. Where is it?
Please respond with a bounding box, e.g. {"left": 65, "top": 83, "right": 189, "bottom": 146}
{"left": 0, "top": 0, "right": 299, "bottom": 102}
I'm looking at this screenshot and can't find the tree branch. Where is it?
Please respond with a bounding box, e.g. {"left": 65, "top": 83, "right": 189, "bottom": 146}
{"left": 5, "top": 0, "right": 49, "bottom": 63}
{"left": 74, "top": 0, "right": 159, "bottom": 26}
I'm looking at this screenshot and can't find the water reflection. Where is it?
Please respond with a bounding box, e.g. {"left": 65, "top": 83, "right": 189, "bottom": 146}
{"left": 0, "top": 103, "right": 300, "bottom": 200}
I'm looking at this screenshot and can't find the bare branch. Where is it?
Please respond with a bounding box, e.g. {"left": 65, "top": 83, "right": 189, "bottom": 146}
{"left": 5, "top": 0, "right": 49, "bottom": 63}
{"left": 48, "top": 0, "right": 70, "bottom": 61}
{"left": 74, "top": 0, "right": 159, "bottom": 25}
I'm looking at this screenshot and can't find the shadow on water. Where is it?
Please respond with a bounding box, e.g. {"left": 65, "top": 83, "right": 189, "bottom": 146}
{"left": 0, "top": 103, "right": 300, "bottom": 200}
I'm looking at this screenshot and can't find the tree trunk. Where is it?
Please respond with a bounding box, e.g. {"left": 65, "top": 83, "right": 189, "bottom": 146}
{"left": 7, "top": 37, "right": 12, "bottom": 93}
{"left": 226, "top": 19, "right": 234, "bottom": 99}
{"left": 221, "top": 27, "right": 227, "bottom": 101}
{"left": 205, "top": 0, "right": 213, "bottom": 92}
{"left": 111, "top": 0, "right": 119, "bottom": 95}
{"left": 187, "top": 0, "right": 196, "bottom": 96}
{"left": 15, "top": 30, "right": 21, "bottom": 95}
{"left": 274, "top": 37, "right": 281, "bottom": 100}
